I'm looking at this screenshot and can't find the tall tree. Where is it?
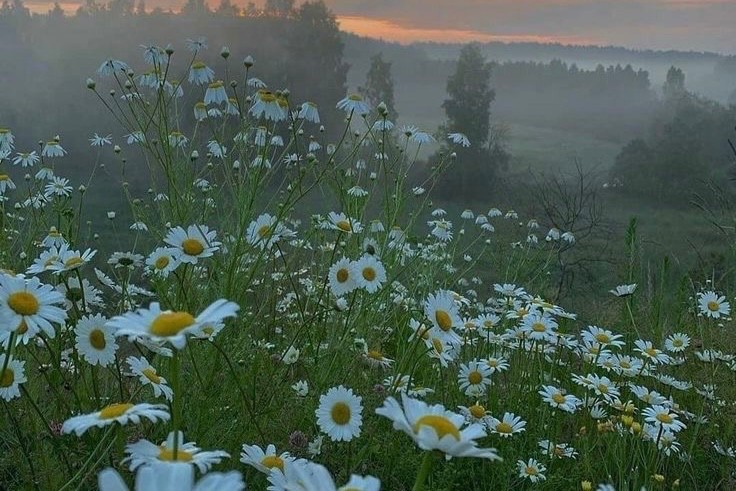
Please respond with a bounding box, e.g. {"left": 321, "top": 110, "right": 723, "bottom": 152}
{"left": 264, "top": 0, "right": 293, "bottom": 17}
{"left": 215, "top": 0, "right": 240, "bottom": 16}
{"left": 181, "top": 0, "right": 209, "bottom": 16}
{"left": 663, "top": 66, "right": 686, "bottom": 99}
{"left": 438, "top": 43, "right": 508, "bottom": 197}
{"left": 359, "top": 53, "right": 397, "bottom": 121}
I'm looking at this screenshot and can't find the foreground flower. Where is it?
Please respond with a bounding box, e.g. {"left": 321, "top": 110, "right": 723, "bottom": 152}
{"left": 643, "top": 405, "right": 686, "bottom": 433}
{"left": 124, "top": 431, "right": 229, "bottom": 473}
{"left": 488, "top": 412, "right": 526, "bottom": 438}
{"left": 108, "top": 299, "right": 239, "bottom": 349}
{"left": 0, "top": 274, "right": 67, "bottom": 339}
{"left": 75, "top": 314, "right": 117, "bottom": 367}
{"left": 610, "top": 284, "right": 637, "bottom": 297}
{"left": 99, "top": 462, "right": 244, "bottom": 491}
{"left": 62, "top": 403, "right": 169, "bottom": 436}
{"left": 316, "top": 385, "right": 363, "bottom": 442}
{"left": 240, "top": 443, "right": 296, "bottom": 475}
{"left": 375, "top": 393, "right": 501, "bottom": 460}
{"left": 268, "top": 460, "right": 380, "bottom": 491}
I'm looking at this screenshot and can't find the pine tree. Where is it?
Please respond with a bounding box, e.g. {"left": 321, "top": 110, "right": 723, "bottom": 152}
{"left": 359, "top": 53, "right": 398, "bottom": 121}
{"left": 663, "top": 66, "right": 686, "bottom": 99}
{"left": 264, "top": 0, "right": 294, "bottom": 17}
{"left": 438, "top": 43, "right": 508, "bottom": 197}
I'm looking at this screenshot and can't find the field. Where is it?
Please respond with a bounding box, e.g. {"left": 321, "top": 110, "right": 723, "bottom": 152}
{"left": 1, "top": 39, "right": 736, "bottom": 491}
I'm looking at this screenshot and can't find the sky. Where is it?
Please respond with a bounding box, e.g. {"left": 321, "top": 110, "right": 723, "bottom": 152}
{"left": 23, "top": 0, "right": 736, "bottom": 54}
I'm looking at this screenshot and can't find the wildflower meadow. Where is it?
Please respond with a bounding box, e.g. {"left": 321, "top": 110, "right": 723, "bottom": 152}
{"left": 1, "top": 37, "right": 735, "bottom": 491}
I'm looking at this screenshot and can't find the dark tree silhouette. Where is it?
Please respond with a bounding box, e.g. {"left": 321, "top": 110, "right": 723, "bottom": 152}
{"left": 359, "top": 53, "right": 397, "bottom": 121}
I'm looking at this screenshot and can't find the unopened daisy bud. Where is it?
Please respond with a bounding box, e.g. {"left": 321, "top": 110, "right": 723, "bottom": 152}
{"left": 19, "top": 252, "right": 27, "bottom": 260}
{"left": 14, "top": 202, "right": 21, "bottom": 210}
{"left": 652, "top": 474, "right": 665, "bottom": 483}
{"left": 86, "top": 78, "right": 96, "bottom": 89}
{"left": 220, "top": 46, "right": 230, "bottom": 59}
{"left": 190, "top": 150, "right": 199, "bottom": 161}
{"left": 243, "top": 55, "right": 254, "bottom": 68}
{"left": 125, "top": 80, "right": 133, "bottom": 89}
{"left": 165, "top": 46, "right": 174, "bottom": 55}
{"left": 232, "top": 160, "right": 241, "bottom": 170}
{"left": 109, "top": 89, "right": 116, "bottom": 97}
{"left": 621, "top": 415, "right": 633, "bottom": 427}
{"left": 377, "top": 101, "right": 388, "bottom": 116}
{"left": 230, "top": 80, "right": 237, "bottom": 88}
{"left": 106, "top": 211, "right": 116, "bottom": 219}
{"left": 319, "top": 125, "right": 325, "bottom": 133}
{"left": 673, "top": 479, "right": 680, "bottom": 488}
{"left": 24, "top": 174, "right": 30, "bottom": 181}
{"left": 245, "top": 95, "right": 252, "bottom": 104}
{"left": 450, "top": 152, "right": 457, "bottom": 159}
{"left": 631, "top": 422, "right": 642, "bottom": 434}
{"left": 78, "top": 185, "right": 86, "bottom": 193}
{"left": 93, "top": 233, "right": 99, "bottom": 239}
{"left": 581, "top": 481, "right": 593, "bottom": 491}
{"left": 147, "top": 188, "right": 153, "bottom": 194}
{"left": 113, "top": 145, "right": 121, "bottom": 153}
{"left": 297, "top": 128, "right": 304, "bottom": 136}
{"left": 369, "top": 172, "right": 377, "bottom": 180}
{"left": 335, "top": 297, "right": 349, "bottom": 311}
{"left": 282, "top": 88, "right": 290, "bottom": 98}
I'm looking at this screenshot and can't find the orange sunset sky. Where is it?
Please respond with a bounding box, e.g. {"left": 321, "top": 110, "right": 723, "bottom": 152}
{"left": 20, "top": 0, "right": 736, "bottom": 54}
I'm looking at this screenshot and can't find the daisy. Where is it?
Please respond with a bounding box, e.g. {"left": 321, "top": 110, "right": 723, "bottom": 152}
{"left": 62, "top": 402, "right": 169, "bottom": 436}
{"left": 328, "top": 258, "right": 358, "bottom": 297}
{"left": 488, "top": 412, "right": 526, "bottom": 438}
{"left": 315, "top": 385, "right": 363, "bottom": 442}
{"left": 665, "top": 333, "right": 690, "bottom": 353}
{"left": 634, "top": 339, "right": 671, "bottom": 365}
{"left": 375, "top": 393, "right": 501, "bottom": 460}
{"left": 458, "top": 403, "right": 490, "bottom": 425}
{"left": 126, "top": 356, "right": 174, "bottom": 401}
{"left": 108, "top": 251, "right": 144, "bottom": 270}
{"left": 424, "top": 290, "right": 462, "bottom": 344}
{"left": 336, "top": 94, "right": 370, "bottom": 115}
{"left": 448, "top": 132, "right": 471, "bottom": 147}
{"left": 698, "top": 291, "right": 730, "bottom": 319}
{"left": 12, "top": 151, "right": 39, "bottom": 168}
{"left": 457, "top": 360, "right": 492, "bottom": 396}
{"left": 42, "top": 141, "right": 66, "bottom": 157}
{"left": 188, "top": 61, "right": 214, "bottom": 85}
{"left": 517, "top": 458, "right": 546, "bottom": 483}
{"left": 146, "top": 247, "right": 181, "bottom": 277}
{"left": 108, "top": 299, "right": 239, "bottom": 350}
{"left": 354, "top": 255, "right": 386, "bottom": 293}
{"left": 610, "top": 284, "right": 637, "bottom": 297}
{"left": 482, "top": 357, "right": 509, "bottom": 374}
{"left": 240, "top": 443, "right": 296, "bottom": 475}
{"left": 361, "top": 348, "right": 394, "bottom": 369}
{"left": 75, "top": 314, "right": 117, "bottom": 367}
{"left": 539, "top": 385, "right": 581, "bottom": 413}
{"left": 249, "top": 90, "right": 284, "bottom": 121}
{"left": 164, "top": 225, "right": 220, "bottom": 264}
{"left": 97, "top": 58, "right": 129, "bottom": 76}
{"left": 268, "top": 460, "right": 379, "bottom": 491}
{"left": 581, "top": 326, "right": 625, "bottom": 349}
{"left": 125, "top": 431, "right": 229, "bottom": 473}
{"left": 246, "top": 213, "right": 293, "bottom": 250}
{"left": 0, "top": 356, "right": 27, "bottom": 401}
{"left": 298, "top": 102, "right": 320, "bottom": 123}
{"left": 538, "top": 440, "right": 578, "bottom": 459}
{"left": 428, "top": 219, "right": 453, "bottom": 242}
{"left": 643, "top": 405, "right": 686, "bottom": 433}
{"left": 47, "top": 244, "right": 97, "bottom": 275}
{"left": 0, "top": 274, "right": 67, "bottom": 339}
{"left": 0, "top": 174, "right": 16, "bottom": 194}
{"left": 327, "top": 212, "right": 362, "bottom": 234}
{"left": 520, "top": 310, "right": 558, "bottom": 341}
{"left": 98, "top": 463, "right": 245, "bottom": 491}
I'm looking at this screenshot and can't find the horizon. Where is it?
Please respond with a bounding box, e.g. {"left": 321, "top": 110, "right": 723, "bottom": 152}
{"left": 16, "top": 0, "right": 736, "bottom": 56}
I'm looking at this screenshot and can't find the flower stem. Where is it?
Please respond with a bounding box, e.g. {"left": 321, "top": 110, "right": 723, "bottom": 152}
{"left": 412, "top": 452, "right": 434, "bottom": 491}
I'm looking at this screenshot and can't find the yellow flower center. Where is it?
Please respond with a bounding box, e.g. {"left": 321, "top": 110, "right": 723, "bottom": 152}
{"left": 367, "top": 350, "right": 383, "bottom": 360}
{"left": 0, "top": 174, "right": 9, "bottom": 181}
{"left": 656, "top": 413, "right": 673, "bottom": 424}
{"left": 336, "top": 268, "right": 349, "bottom": 283}
{"left": 531, "top": 322, "right": 546, "bottom": 332}
{"left": 362, "top": 267, "right": 376, "bottom": 282}
{"left": 487, "top": 359, "right": 498, "bottom": 367}
{"left": 620, "top": 361, "right": 631, "bottom": 369}
{"left": 552, "top": 393, "right": 566, "bottom": 404}
{"left": 496, "top": 422, "right": 513, "bottom": 434}
{"left": 7, "top": 291, "right": 39, "bottom": 316}
{"left": 257, "top": 225, "right": 272, "bottom": 239}
{"left": 413, "top": 415, "right": 460, "bottom": 440}
{"left": 150, "top": 311, "right": 196, "bottom": 337}
{"left": 99, "top": 403, "right": 134, "bottom": 419}
{"left": 468, "top": 404, "right": 486, "bottom": 419}
{"left": 64, "top": 256, "right": 84, "bottom": 268}
{"left": 89, "top": 329, "right": 106, "bottom": 350}
{"left": 336, "top": 220, "right": 352, "bottom": 232}
{"left": 431, "top": 338, "right": 444, "bottom": 353}
{"left": 525, "top": 466, "right": 538, "bottom": 476}
{"left": 645, "top": 348, "right": 657, "bottom": 357}
{"left": 181, "top": 238, "right": 204, "bottom": 256}
{"left": 467, "top": 371, "right": 483, "bottom": 385}
{"left": 261, "top": 455, "right": 284, "bottom": 471}
{"left": 0, "top": 368, "right": 14, "bottom": 387}
{"left": 597, "top": 384, "right": 609, "bottom": 394}
{"left": 348, "top": 94, "right": 363, "bottom": 101}
{"left": 158, "top": 448, "right": 193, "bottom": 462}
{"left": 672, "top": 339, "right": 683, "bottom": 347}
{"left": 192, "top": 61, "right": 206, "bottom": 69}
{"left": 707, "top": 301, "right": 720, "bottom": 311}
{"left": 142, "top": 367, "right": 161, "bottom": 384}
{"left": 435, "top": 310, "right": 453, "bottom": 331}
{"left": 155, "top": 256, "right": 170, "bottom": 269}
{"left": 331, "top": 402, "right": 351, "bottom": 425}
{"left": 595, "top": 333, "right": 611, "bottom": 343}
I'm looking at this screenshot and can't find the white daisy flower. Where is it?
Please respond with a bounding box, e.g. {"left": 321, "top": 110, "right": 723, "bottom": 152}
{"left": 98, "top": 462, "right": 245, "bottom": 491}
{"left": 336, "top": 94, "right": 370, "bottom": 115}
{"left": 538, "top": 385, "right": 581, "bottom": 413}
{"left": 610, "top": 284, "right": 637, "bottom": 297}
{"left": 424, "top": 290, "right": 462, "bottom": 345}
{"left": 354, "top": 255, "right": 386, "bottom": 293}
{"left": 327, "top": 212, "right": 362, "bottom": 234}
{"left": 62, "top": 402, "right": 170, "bottom": 436}
{"left": 146, "top": 247, "right": 181, "bottom": 277}
{"left": 517, "top": 458, "right": 546, "bottom": 483}
{"left": 698, "top": 290, "right": 730, "bottom": 319}
{"left": 108, "top": 299, "right": 239, "bottom": 350}
{"left": 487, "top": 412, "right": 526, "bottom": 438}
{"left": 240, "top": 443, "right": 296, "bottom": 475}
{"left": 188, "top": 61, "right": 215, "bottom": 85}
{"left": 75, "top": 314, "right": 117, "bottom": 366}
{"left": 0, "top": 274, "right": 67, "bottom": 339}
{"left": 315, "top": 385, "right": 363, "bottom": 442}
{"left": 126, "top": 356, "right": 173, "bottom": 401}
{"left": 328, "top": 258, "right": 358, "bottom": 297}
{"left": 0, "top": 356, "right": 27, "bottom": 401}
{"left": 457, "top": 360, "right": 492, "bottom": 396}
{"left": 164, "top": 225, "right": 220, "bottom": 264}
{"left": 124, "top": 431, "right": 229, "bottom": 473}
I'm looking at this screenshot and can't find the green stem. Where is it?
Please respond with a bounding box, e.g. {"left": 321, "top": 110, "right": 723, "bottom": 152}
{"left": 412, "top": 452, "right": 435, "bottom": 491}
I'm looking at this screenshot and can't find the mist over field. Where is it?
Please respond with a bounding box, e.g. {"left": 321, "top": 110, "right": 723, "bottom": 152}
{"left": 1, "top": 1, "right": 736, "bottom": 490}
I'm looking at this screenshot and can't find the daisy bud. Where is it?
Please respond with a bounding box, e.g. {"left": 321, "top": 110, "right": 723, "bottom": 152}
{"left": 230, "top": 80, "right": 237, "bottom": 88}
{"left": 19, "top": 252, "right": 27, "bottom": 260}
{"left": 86, "top": 78, "right": 96, "bottom": 90}
{"left": 369, "top": 172, "right": 377, "bottom": 180}
{"left": 147, "top": 188, "right": 153, "bottom": 194}
{"left": 124, "top": 80, "right": 133, "bottom": 89}
{"left": 93, "top": 233, "right": 99, "bottom": 239}
{"left": 107, "top": 211, "right": 116, "bottom": 220}
{"left": 165, "top": 46, "right": 174, "bottom": 55}
{"left": 232, "top": 160, "right": 241, "bottom": 170}
{"left": 450, "top": 152, "right": 457, "bottom": 159}
{"left": 14, "top": 202, "right": 21, "bottom": 210}
{"left": 335, "top": 297, "right": 349, "bottom": 311}
{"left": 207, "top": 162, "right": 214, "bottom": 169}
{"left": 245, "top": 96, "right": 252, "bottom": 104}
{"left": 126, "top": 68, "right": 134, "bottom": 77}
{"left": 190, "top": 150, "right": 199, "bottom": 161}
{"left": 24, "top": 174, "right": 30, "bottom": 181}
{"left": 243, "top": 55, "right": 254, "bottom": 68}
{"left": 581, "top": 482, "right": 593, "bottom": 491}
{"left": 377, "top": 101, "right": 388, "bottom": 115}
{"left": 652, "top": 474, "right": 665, "bottom": 483}
{"left": 297, "top": 129, "right": 304, "bottom": 136}
{"left": 78, "top": 185, "right": 86, "bottom": 193}
{"left": 282, "top": 88, "right": 290, "bottom": 98}
{"left": 319, "top": 125, "right": 325, "bottom": 133}
{"left": 113, "top": 145, "right": 121, "bottom": 153}
{"left": 109, "top": 89, "right": 116, "bottom": 97}
{"left": 220, "top": 46, "right": 230, "bottom": 59}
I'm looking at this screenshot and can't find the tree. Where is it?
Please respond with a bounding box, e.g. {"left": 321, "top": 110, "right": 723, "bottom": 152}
{"left": 264, "top": 0, "right": 293, "bottom": 17}
{"left": 437, "top": 43, "right": 508, "bottom": 198}
{"left": 215, "top": 0, "right": 240, "bottom": 16}
{"left": 181, "top": 0, "right": 209, "bottom": 16}
{"left": 359, "top": 53, "right": 397, "bottom": 121}
{"left": 244, "top": 2, "right": 257, "bottom": 17}
{"left": 663, "top": 66, "right": 686, "bottom": 99}
{"left": 48, "top": 1, "right": 64, "bottom": 20}
{"left": 135, "top": 0, "right": 145, "bottom": 15}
